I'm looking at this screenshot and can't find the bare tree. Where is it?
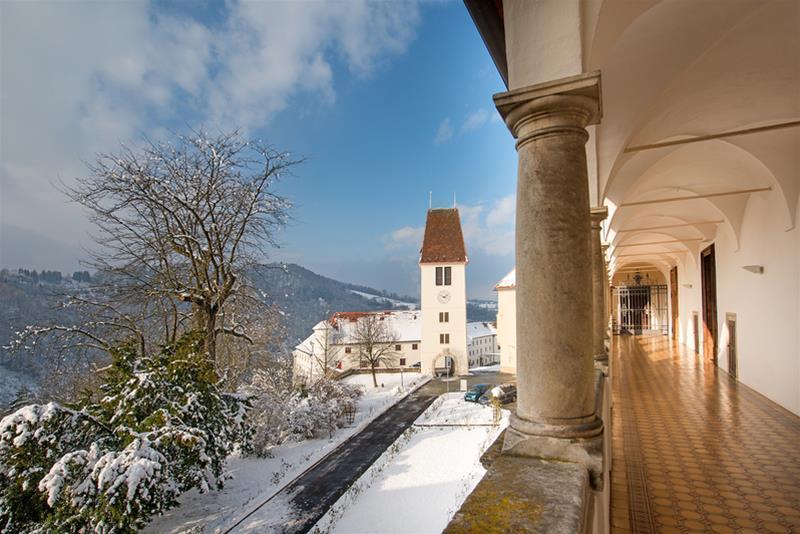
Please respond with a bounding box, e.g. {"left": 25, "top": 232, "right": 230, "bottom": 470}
{"left": 351, "top": 314, "right": 399, "bottom": 388}
{"left": 10, "top": 131, "right": 299, "bottom": 388}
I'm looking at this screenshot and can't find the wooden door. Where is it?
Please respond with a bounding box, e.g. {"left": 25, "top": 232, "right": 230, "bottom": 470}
{"left": 669, "top": 267, "right": 679, "bottom": 340}
{"left": 701, "top": 245, "right": 718, "bottom": 365}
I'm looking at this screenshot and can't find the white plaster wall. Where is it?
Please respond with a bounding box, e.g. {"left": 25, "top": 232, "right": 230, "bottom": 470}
{"left": 420, "top": 263, "right": 468, "bottom": 375}
{"left": 503, "top": 0, "right": 583, "bottom": 89}
{"left": 292, "top": 338, "right": 422, "bottom": 380}
{"left": 713, "top": 192, "right": 800, "bottom": 414}
{"left": 497, "top": 288, "right": 517, "bottom": 373}
{"left": 678, "top": 259, "right": 702, "bottom": 355}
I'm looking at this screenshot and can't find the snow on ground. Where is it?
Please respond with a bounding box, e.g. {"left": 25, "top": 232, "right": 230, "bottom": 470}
{"left": 469, "top": 362, "right": 501, "bottom": 373}
{"left": 145, "top": 372, "right": 428, "bottom": 533}
{"left": 314, "top": 393, "right": 510, "bottom": 534}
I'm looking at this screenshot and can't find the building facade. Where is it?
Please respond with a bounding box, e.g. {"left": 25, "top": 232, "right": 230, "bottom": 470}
{"left": 494, "top": 268, "right": 516, "bottom": 373}
{"left": 467, "top": 321, "right": 499, "bottom": 367}
{"left": 292, "top": 310, "right": 421, "bottom": 383}
{"left": 447, "top": 1, "right": 800, "bottom": 532}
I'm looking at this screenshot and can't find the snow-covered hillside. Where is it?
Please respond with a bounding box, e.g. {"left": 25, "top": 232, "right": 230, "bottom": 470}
{"left": 348, "top": 290, "right": 417, "bottom": 310}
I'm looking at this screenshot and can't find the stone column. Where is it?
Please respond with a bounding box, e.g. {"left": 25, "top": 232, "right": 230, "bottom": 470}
{"left": 591, "top": 207, "right": 608, "bottom": 365}
{"left": 602, "top": 244, "right": 611, "bottom": 345}
{"left": 494, "top": 72, "right": 603, "bottom": 480}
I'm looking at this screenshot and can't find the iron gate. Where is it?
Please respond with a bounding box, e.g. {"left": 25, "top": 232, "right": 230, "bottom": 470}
{"left": 612, "top": 284, "right": 669, "bottom": 335}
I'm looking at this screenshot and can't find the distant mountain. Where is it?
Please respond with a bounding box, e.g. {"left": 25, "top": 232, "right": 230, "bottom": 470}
{"left": 0, "top": 264, "right": 497, "bottom": 406}
{"left": 248, "top": 263, "right": 420, "bottom": 346}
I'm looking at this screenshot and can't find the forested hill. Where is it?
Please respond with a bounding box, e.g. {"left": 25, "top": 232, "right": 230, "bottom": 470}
{"left": 249, "top": 263, "right": 419, "bottom": 345}
{"left": 0, "top": 264, "right": 496, "bottom": 404}
{"left": 249, "top": 263, "right": 497, "bottom": 345}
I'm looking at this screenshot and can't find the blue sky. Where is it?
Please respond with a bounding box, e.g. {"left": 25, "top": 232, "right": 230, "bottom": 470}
{"left": 0, "top": 1, "right": 517, "bottom": 299}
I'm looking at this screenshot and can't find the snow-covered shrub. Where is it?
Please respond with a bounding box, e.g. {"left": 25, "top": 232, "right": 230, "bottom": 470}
{"left": 244, "top": 364, "right": 362, "bottom": 456}
{"left": 0, "top": 332, "right": 251, "bottom": 532}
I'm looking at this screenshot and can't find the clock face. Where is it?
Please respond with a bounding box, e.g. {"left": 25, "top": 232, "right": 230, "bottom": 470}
{"left": 437, "top": 290, "right": 451, "bottom": 304}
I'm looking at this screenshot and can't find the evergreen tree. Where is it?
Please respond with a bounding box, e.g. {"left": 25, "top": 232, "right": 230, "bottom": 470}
{"left": 0, "top": 332, "right": 251, "bottom": 532}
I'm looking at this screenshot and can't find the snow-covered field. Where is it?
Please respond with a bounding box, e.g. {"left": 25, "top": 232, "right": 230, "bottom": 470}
{"left": 314, "top": 393, "right": 509, "bottom": 534}
{"left": 145, "top": 372, "right": 428, "bottom": 533}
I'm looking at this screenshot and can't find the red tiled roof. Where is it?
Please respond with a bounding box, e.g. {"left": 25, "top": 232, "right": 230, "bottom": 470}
{"left": 419, "top": 208, "right": 468, "bottom": 264}
{"left": 329, "top": 311, "right": 391, "bottom": 328}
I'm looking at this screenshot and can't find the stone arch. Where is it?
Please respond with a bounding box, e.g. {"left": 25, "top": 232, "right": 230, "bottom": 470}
{"left": 430, "top": 348, "right": 468, "bottom": 378}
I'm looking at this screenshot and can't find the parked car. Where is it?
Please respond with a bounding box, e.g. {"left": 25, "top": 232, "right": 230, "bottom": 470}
{"left": 464, "top": 384, "right": 492, "bottom": 403}
{"left": 479, "top": 383, "right": 517, "bottom": 405}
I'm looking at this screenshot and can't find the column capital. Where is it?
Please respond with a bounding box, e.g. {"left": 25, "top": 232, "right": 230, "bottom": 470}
{"left": 494, "top": 71, "right": 602, "bottom": 149}
{"left": 590, "top": 206, "right": 608, "bottom": 229}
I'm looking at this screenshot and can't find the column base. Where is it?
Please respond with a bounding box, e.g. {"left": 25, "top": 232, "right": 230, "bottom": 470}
{"left": 502, "top": 413, "right": 604, "bottom": 490}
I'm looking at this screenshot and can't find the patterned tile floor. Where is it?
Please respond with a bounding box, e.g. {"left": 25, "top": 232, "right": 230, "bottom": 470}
{"left": 610, "top": 335, "right": 800, "bottom": 533}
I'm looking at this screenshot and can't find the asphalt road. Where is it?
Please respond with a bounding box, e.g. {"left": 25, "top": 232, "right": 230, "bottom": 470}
{"left": 228, "top": 368, "right": 514, "bottom": 533}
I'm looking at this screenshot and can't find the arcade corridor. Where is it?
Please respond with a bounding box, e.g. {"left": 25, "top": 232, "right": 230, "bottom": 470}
{"left": 611, "top": 335, "right": 800, "bottom": 533}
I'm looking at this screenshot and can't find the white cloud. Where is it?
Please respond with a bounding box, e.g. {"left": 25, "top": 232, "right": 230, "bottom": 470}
{"left": 457, "top": 198, "right": 514, "bottom": 257}
{"left": 435, "top": 108, "right": 498, "bottom": 144}
{"left": 0, "top": 0, "right": 420, "bottom": 267}
{"left": 385, "top": 196, "right": 515, "bottom": 258}
{"left": 486, "top": 194, "right": 515, "bottom": 227}
{"left": 434, "top": 118, "right": 454, "bottom": 144}
{"left": 385, "top": 225, "right": 425, "bottom": 249}
{"left": 460, "top": 108, "right": 490, "bottom": 133}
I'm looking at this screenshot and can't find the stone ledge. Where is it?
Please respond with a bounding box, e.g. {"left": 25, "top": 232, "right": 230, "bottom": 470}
{"left": 444, "top": 455, "right": 591, "bottom": 534}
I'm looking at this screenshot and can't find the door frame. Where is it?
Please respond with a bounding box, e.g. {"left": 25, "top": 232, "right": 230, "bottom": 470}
{"left": 669, "top": 266, "right": 679, "bottom": 341}
{"left": 700, "top": 244, "right": 718, "bottom": 365}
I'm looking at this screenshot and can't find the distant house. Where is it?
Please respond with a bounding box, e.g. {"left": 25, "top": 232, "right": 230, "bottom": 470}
{"left": 292, "top": 310, "right": 422, "bottom": 383}
{"left": 292, "top": 306, "right": 502, "bottom": 381}
{"left": 495, "top": 269, "right": 516, "bottom": 374}
{"left": 467, "top": 321, "right": 498, "bottom": 367}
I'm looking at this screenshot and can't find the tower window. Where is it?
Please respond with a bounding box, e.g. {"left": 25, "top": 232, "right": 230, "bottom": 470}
{"left": 412, "top": 343, "right": 418, "bottom": 350}
{"left": 435, "top": 266, "right": 452, "bottom": 286}
{"left": 440, "top": 333, "right": 450, "bottom": 344}
{"left": 439, "top": 311, "right": 449, "bottom": 323}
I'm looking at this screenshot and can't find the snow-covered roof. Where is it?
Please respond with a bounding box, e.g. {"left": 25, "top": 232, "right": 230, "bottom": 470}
{"left": 332, "top": 310, "right": 421, "bottom": 343}
{"left": 495, "top": 268, "right": 515, "bottom": 290}
{"left": 467, "top": 321, "right": 496, "bottom": 342}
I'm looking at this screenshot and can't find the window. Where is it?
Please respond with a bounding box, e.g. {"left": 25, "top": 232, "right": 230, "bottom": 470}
{"left": 435, "top": 266, "right": 452, "bottom": 286}
{"left": 395, "top": 344, "right": 401, "bottom": 351}
{"left": 360, "top": 360, "right": 369, "bottom": 368}
{"left": 439, "top": 311, "right": 449, "bottom": 323}
{"left": 440, "top": 333, "right": 450, "bottom": 344}
{"left": 412, "top": 343, "right": 418, "bottom": 350}
{"left": 399, "top": 358, "right": 406, "bottom": 366}
{"left": 345, "top": 347, "right": 351, "bottom": 354}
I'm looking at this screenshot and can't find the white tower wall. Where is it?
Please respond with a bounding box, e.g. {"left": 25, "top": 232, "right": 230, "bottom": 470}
{"left": 420, "top": 262, "right": 468, "bottom": 376}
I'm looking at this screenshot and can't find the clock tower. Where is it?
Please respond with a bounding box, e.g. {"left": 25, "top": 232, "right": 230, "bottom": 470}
{"left": 419, "top": 208, "right": 468, "bottom": 376}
